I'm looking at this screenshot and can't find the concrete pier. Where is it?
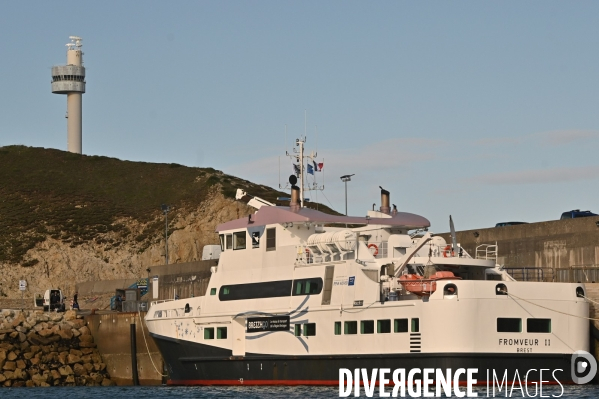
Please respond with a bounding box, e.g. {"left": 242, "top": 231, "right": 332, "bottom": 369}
{"left": 440, "top": 216, "right": 599, "bottom": 281}
{"left": 86, "top": 311, "right": 163, "bottom": 385}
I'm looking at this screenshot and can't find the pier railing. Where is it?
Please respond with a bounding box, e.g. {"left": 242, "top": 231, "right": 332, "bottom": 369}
{"left": 555, "top": 266, "right": 599, "bottom": 283}
{"left": 504, "top": 267, "right": 552, "bottom": 282}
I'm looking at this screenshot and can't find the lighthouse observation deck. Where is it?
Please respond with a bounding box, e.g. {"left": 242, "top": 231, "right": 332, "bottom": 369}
{"left": 51, "top": 65, "right": 86, "bottom": 93}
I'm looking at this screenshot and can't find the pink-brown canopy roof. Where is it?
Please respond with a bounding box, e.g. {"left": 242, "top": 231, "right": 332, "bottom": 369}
{"left": 216, "top": 206, "right": 430, "bottom": 232}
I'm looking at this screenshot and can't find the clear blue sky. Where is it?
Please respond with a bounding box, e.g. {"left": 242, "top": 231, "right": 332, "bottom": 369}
{"left": 2, "top": 1, "right": 599, "bottom": 231}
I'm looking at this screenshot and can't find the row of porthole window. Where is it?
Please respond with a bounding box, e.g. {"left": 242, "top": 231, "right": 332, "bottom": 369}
{"left": 336, "top": 318, "right": 420, "bottom": 335}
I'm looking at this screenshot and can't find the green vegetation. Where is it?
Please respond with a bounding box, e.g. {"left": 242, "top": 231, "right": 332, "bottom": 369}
{"left": 0, "top": 146, "right": 336, "bottom": 264}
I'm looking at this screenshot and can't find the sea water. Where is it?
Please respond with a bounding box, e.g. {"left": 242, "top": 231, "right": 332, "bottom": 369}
{"left": 0, "top": 385, "right": 597, "bottom": 398}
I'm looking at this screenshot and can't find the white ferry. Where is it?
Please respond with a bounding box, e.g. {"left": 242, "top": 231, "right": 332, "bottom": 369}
{"left": 146, "top": 141, "right": 589, "bottom": 386}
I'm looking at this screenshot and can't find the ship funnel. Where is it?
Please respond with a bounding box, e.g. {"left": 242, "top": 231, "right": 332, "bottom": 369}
{"left": 290, "top": 185, "right": 301, "bottom": 212}
{"left": 379, "top": 187, "right": 390, "bottom": 214}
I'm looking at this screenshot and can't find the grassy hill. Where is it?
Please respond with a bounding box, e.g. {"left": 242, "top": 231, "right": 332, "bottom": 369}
{"left": 0, "top": 146, "right": 336, "bottom": 265}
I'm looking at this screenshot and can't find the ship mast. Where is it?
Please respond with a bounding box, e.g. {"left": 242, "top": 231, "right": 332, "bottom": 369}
{"left": 298, "top": 137, "right": 305, "bottom": 208}
{"left": 280, "top": 130, "right": 323, "bottom": 207}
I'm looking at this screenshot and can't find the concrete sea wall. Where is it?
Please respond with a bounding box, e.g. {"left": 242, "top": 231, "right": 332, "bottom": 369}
{"left": 439, "top": 216, "right": 599, "bottom": 280}
{"left": 86, "top": 311, "right": 163, "bottom": 385}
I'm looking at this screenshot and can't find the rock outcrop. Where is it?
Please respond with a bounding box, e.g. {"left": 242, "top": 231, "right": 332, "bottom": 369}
{"left": 0, "top": 188, "right": 252, "bottom": 299}
{"left": 0, "top": 309, "right": 114, "bottom": 387}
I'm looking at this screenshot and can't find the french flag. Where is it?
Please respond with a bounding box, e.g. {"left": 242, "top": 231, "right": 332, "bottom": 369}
{"left": 313, "top": 161, "right": 323, "bottom": 172}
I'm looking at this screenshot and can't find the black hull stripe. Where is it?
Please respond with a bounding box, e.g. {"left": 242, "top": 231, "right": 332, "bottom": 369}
{"left": 151, "top": 333, "right": 574, "bottom": 386}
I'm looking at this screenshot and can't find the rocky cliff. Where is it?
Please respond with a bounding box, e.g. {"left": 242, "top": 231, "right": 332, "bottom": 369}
{"left": 0, "top": 146, "right": 327, "bottom": 299}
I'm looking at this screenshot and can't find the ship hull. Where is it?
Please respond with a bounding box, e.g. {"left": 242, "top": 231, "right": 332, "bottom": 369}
{"left": 151, "top": 333, "right": 573, "bottom": 386}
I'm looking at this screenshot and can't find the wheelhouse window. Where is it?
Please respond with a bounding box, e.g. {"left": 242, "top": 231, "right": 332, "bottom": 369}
{"left": 344, "top": 321, "right": 358, "bottom": 335}
{"left": 219, "top": 234, "right": 225, "bottom": 251}
{"left": 303, "top": 323, "right": 316, "bottom": 336}
{"left": 394, "top": 319, "right": 408, "bottom": 333}
{"left": 361, "top": 320, "right": 374, "bottom": 334}
{"left": 226, "top": 234, "right": 233, "bottom": 250}
{"left": 377, "top": 319, "right": 391, "bottom": 334}
{"left": 293, "top": 278, "right": 323, "bottom": 296}
{"left": 527, "top": 319, "right": 551, "bottom": 333}
{"left": 233, "top": 232, "right": 246, "bottom": 250}
{"left": 497, "top": 318, "right": 521, "bottom": 333}
{"left": 266, "top": 228, "right": 276, "bottom": 251}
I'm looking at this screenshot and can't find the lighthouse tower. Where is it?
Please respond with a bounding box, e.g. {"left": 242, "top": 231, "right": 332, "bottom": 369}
{"left": 51, "top": 36, "right": 86, "bottom": 154}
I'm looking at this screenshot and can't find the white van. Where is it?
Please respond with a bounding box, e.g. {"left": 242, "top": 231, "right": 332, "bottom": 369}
{"left": 33, "top": 289, "right": 65, "bottom": 312}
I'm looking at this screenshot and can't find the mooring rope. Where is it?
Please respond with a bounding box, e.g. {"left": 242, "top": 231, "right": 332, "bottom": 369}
{"left": 582, "top": 294, "right": 599, "bottom": 306}
{"left": 138, "top": 310, "right": 167, "bottom": 377}
{"left": 507, "top": 292, "right": 599, "bottom": 322}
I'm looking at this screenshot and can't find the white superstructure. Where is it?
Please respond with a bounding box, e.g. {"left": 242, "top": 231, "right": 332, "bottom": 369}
{"left": 146, "top": 140, "right": 589, "bottom": 386}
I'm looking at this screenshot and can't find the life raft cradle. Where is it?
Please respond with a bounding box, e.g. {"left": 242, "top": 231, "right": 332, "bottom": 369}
{"left": 398, "top": 271, "right": 460, "bottom": 297}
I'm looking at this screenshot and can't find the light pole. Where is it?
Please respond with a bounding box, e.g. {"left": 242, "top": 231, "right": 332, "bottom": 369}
{"left": 161, "top": 204, "right": 170, "bottom": 265}
{"left": 340, "top": 174, "right": 355, "bottom": 216}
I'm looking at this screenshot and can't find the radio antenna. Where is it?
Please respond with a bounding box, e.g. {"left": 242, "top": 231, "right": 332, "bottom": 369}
{"left": 284, "top": 124, "right": 287, "bottom": 154}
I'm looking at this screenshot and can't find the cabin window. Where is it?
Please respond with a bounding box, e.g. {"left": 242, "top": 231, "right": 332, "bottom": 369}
{"left": 210, "top": 288, "right": 216, "bottom": 295}
{"left": 377, "top": 319, "right": 391, "bottom": 334}
{"left": 233, "top": 232, "right": 246, "bottom": 250}
{"left": 527, "top": 319, "right": 551, "bottom": 333}
{"left": 154, "top": 311, "right": 162, "bottom": 318}
{"left": 251, "top": 231, "right": 260, "bottom": 248}
{"left": 219, "top": 280, "right": 292, "bottom": 301}
{"left": 394, "top": 319, "right": 408, "bottom": 333}
{"left": 361, "top": 320, "right": 374, "bottom": 334}
{"left": 226, "top": 234, "right": 233, "bottom": 250}
{"left": 411, "top": 318, "right": 420, "bottom": 333}
{"left": 294, "top": 324, "right": 301, "bottom": 336}
{"left": 497, "top": 318, "right": 521, "bottom": 333}
{"left": 219, "top": 234, "right": 225, "bottom": 251}
{"left": 293, "top": 278, "right": 323, "bottom": 296}
{"left": 344, "top": 321, "right": 358, "bottom": 335}
{"left": 217, "top": 327, "right": 227, "bottom": 339}
{"left": 204, "top": 328, "right": 215, "bottom": 339}
{"left": 266, "top": 228, "right": 276, "bottom": 251}
{"left": 303, "top": 323, "right": 316, "bottom": 336}
{"left": 334, "top": 322, "right": 341, "bottom": 335}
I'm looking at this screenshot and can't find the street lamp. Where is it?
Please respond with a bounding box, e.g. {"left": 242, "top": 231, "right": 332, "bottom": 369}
{"left": 161, "top": 204, "right": 171, "bottom": 265}
{"left": 340, "top": 174, "right": 355, "bottom": 216}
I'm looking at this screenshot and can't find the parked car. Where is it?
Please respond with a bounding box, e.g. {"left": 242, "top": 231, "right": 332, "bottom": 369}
{"left": 495, "top": 222, "right": 528, "bottom": 227}
{"left": 33, "top": 289, "right": 65, "bottom": 312}
{"left": 560, "top": 210, "right": 599, "bottom": 220}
